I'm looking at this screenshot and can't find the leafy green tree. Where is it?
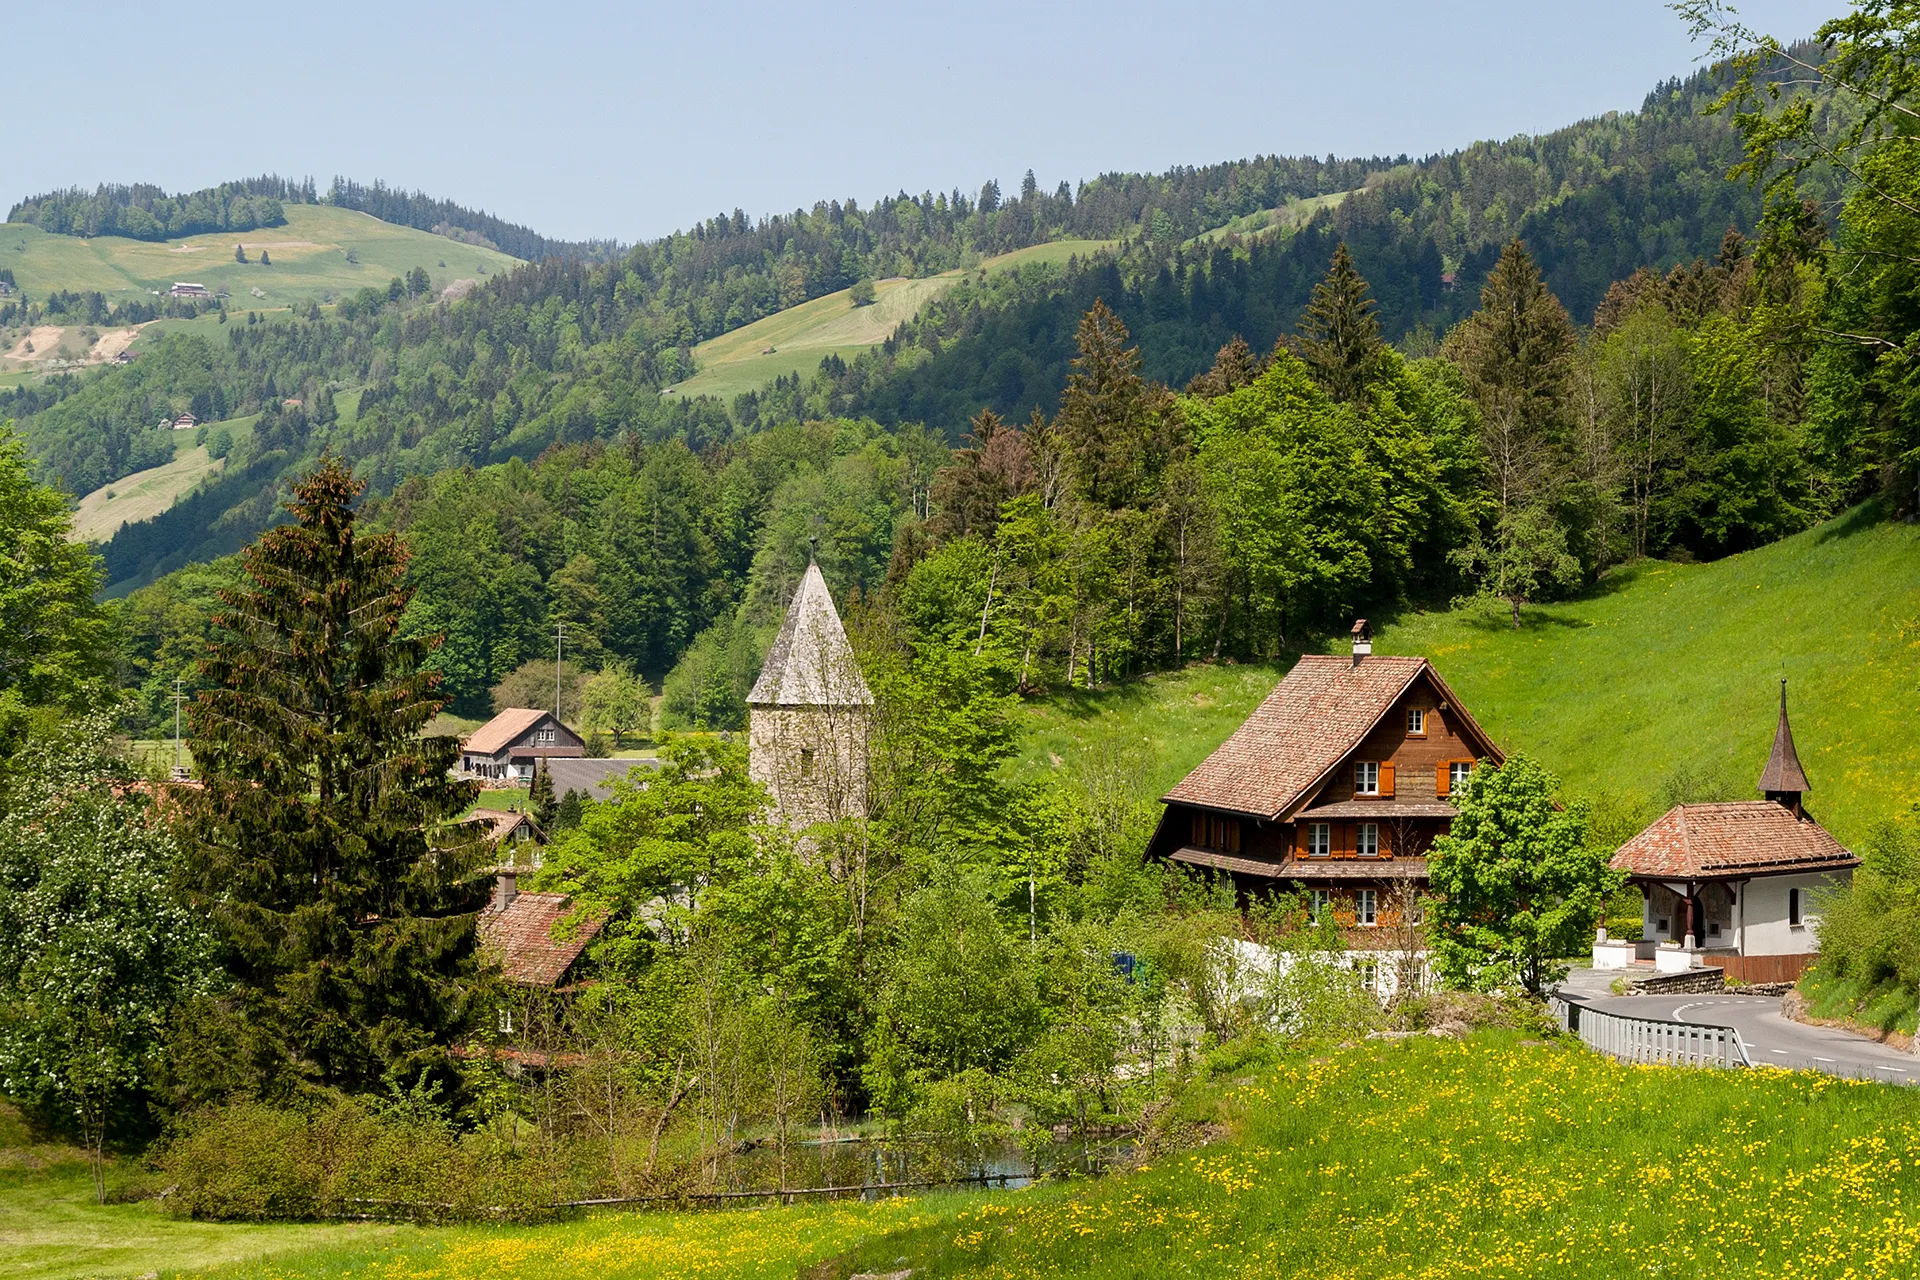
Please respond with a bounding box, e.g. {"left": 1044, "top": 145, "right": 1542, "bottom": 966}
{"left": 581, "top": 659, "right": 652, "bottom": 747}
{"left": 178, "top": 456, "right": 487, "bottom": 1097}
{"left": 1296, "top": 243, "right": 1387, "bottom": 403}
{"left": 1448, "top": 502, "right": 1582, "bottom": 629}
{"left": 0, "top": 716, "right": 212, "bottom": 1201}
{"left": 849, "top": 277, "right": 876, "bottom": 306}
{"left": 490, "top": 658, "right": 589, "bottom": 721}
{"left": 1427, "top": 753, "right": 1619, "bottom": 995}
{"left": 0, "top": 424, "right": 114, "bottom": 754}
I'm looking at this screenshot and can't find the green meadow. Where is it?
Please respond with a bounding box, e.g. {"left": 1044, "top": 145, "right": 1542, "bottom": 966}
{"left": 7, "top": 1035, "right": 1920, "bottom": 1279}
{"left": 1183, "top": 189, "right": 1356, "bottom": 248}
{"left": 1, "top": 204, "right": 520, "bottom": 307}
{"left": 66, "top": 416, "right": 258, "bottom": 544}
{"left": 668, "top": 239, "right": 1113, "bottom": 402}
{"left": 1012, "top": 506, "right": 1920, "bottom": 846}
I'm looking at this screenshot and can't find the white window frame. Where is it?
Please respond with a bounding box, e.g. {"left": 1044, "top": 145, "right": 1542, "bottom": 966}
{"left": 1307, "top": 823, "right": 1331, "bottom": 857}
{"left": 1356, "top": 888, "right": 1377, "bottom": 927}
{"left": 1310, "top": 889, "right": 1332, "bottom": 919}
{"left": 1357, "top": 823, "right": 1379, "bottom": 858}
{"left": 1406, "top": 707, "right": 1426, "bottom": 736}
{"left": 1358, "top": 959, "right": 1379, "bottom": 992}
{"left": 1449, "top": 760, "right": 1473, "bottom": 792}
{"left": 1355, "top": 761, "right": 1380, "bottom": 796}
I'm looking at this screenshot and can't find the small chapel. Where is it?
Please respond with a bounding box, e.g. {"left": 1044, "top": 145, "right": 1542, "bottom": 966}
{"left": 746, "top": 556, "right": 873, "bottom": 831}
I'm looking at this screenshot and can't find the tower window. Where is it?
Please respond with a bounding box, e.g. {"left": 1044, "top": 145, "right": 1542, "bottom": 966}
{"left": 1789, "top": 887, "right": 1802, "bottom": 926}
{"left": 799, "top": 747, "right": 816, "bottom": 778}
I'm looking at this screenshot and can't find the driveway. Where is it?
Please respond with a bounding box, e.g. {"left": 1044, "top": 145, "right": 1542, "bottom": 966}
{"left": 1570, "top": 990, "right": 1918, "bottom": 1083}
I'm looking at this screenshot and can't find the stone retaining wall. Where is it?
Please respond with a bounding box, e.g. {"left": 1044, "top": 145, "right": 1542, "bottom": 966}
{"left": 1629, "top": 967, "right": 1727, "bottom": 995}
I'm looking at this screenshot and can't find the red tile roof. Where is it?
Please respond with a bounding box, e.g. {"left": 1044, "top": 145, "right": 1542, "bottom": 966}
{"left": 478, "top": 891, "right": 601, "bottom": 986}
{"left": 1611, "top": 802, "right": 1859, "bottom": 880}
{"left": 464, "top": 708, "right": 550, "bottom": 757}
{"left": 469, "top": 807, "right": 538, "bottom": 845}
{"left": 1163, "top": 655, "right": 1498, "bottom": 820}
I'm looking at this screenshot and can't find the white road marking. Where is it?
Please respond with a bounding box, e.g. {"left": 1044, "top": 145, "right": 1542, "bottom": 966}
{"left": 1814, "top": 1057, "right": 1836, "bottom": 1063}
{"left": 1770, "top": 1050, "right": 1788, "bottom": 1055}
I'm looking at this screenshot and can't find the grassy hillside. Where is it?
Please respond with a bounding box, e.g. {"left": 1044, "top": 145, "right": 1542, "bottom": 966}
{"left": 1184, "top": 189, "right": 1356, "bottom": 248}
{"left": 67, "top": 415, "right": 257, "bottom": 544}
{"left": 9, "top": 1034, "right": 1920, "bottom": 1278}
{"left": 0, "top": 204, "right": 520, "bottom": 307}
{"left": 1012, "top": 507, "right": 1920, "bottom": 847}
{"left": 668, "top": 239, "right": 1113, "bottom": 402}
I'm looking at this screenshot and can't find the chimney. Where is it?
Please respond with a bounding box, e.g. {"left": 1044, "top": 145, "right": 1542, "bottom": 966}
{"left": 1350, "top": 619, "right": 1372, "bottom": 664}
{"left": 492, "top": 871, "right": 519, "bottom": 913}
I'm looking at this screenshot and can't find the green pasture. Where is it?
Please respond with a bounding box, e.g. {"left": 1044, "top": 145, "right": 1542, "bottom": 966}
{"left": 7, "top": 1035, "right": 1920, "bottom": 1278}
{"left": 1184, "top": 190, "right": 1355, "bottom": 248}
{"left": 1010, "top": 505, "right": 1920, "bottom": 846}
{"left": 0, "top": 204, "right": 520, "bottom": 307}
{"left": 667, "top": 239, "right": 1113, "bottom": 403}
{"left": 67, "top": 416, "right": 258, "bottom": 543}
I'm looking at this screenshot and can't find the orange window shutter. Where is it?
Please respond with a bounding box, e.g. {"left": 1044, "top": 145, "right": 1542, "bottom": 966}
{"left": 1294, "top": 823, "right": 1309, "bottom": 857}
{"left": 1379, "top": 762, "right": 1396, "bottom": 798}
{"left": 1436, "top": 760, "right": 1450, "bottom": 798}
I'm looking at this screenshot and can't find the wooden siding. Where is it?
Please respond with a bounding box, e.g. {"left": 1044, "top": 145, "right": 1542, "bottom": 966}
{"left": 1317, "top": 679, "right": 1480, "bottom": 804}
{"left": 1716, "top": 952, "right": 1816, "bottom": 985}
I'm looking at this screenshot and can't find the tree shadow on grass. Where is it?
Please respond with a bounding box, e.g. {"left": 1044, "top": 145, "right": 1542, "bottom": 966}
{"left": 1813, "top": 498, "right": 1887, "bottom": 546}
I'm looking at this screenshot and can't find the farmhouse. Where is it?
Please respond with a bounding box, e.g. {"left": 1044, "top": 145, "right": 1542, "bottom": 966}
{"left": 748, "top": 554, "right": 872, "bottom": 832}
{"left": 478, "top": 871, "right": 599, "bottom": 988}
{"left": 1604, "top": 685, "right": 1858, "bottom": 983}
{"left": 1147, "top": 621, "right": 1504, "bottom": 929}
{"left": 469, "top": 806, "right": 545, "bottom": 865}
{"left": 459, "top": 707, "right": 584, "bottom": 783}
{"left": 168, "top": 282, "right": 212, "bottom": 298}
{"left": 170, "top": 412, "right": 197, "bottom": 430}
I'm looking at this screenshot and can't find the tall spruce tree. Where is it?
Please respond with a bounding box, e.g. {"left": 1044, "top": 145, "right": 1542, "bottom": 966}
{"left": 1296, "top": 243, "right": 1386, "bottom": 403}
{"left": 1443, "top": 239, "right": 1578, "bottom": 521}
{"left": 179, "top": 456, "right": 486, "bottom": 1097}
{"left": 1054, "top": 300, "right": 1167, "bottom": 508}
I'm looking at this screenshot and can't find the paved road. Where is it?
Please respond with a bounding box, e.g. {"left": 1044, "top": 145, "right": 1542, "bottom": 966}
{"left": 1573, "top": 992, "right": 1919, "bottom": 1083}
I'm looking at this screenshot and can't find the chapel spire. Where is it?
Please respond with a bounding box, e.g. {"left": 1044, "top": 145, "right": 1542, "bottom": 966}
{"left": 1757, "top": 680, "right": 1811, "bottom": 815}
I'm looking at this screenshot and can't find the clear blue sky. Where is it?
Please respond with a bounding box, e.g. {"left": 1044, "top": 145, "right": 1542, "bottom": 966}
{"left": 11, "top": 0, "right": 1833, "bottom": 244}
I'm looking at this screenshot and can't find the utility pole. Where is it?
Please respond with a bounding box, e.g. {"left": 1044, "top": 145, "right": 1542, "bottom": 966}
{"left": 172, "top": 677, "right": 185, "bottom": 779}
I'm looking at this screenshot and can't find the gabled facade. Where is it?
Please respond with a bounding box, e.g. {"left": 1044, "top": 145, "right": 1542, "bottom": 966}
{"left": 1148, "top": 624, "right": 1503, "bottom": 929}
{"left": 459, "top": 707, "right": 584, "bottom": 783}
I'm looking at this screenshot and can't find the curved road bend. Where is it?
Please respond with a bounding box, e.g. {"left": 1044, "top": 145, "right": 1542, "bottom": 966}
{"left": 1575, "top": 993, "right": 1917, "bottom": 1083}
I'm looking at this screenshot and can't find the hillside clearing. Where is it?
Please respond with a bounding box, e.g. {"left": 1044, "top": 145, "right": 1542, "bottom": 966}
{"left": 1184, "top": 190, "right": 1355, "bottom": 248}
{"left": 1013, "top": 506, "right": 1920, "bottom": 846}
{"left": 668, "top": 239, "right": 1113, "bottom": 402}
{"left": 0, "top": 205, "right": 521, "bottom": 308}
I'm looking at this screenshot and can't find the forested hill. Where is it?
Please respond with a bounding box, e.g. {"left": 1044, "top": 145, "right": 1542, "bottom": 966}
{"left": 10, "top": 46, "right": 1828, "bottom": 596}
{"left": 761, "top": 60, "right": 1822, "bottom": 430}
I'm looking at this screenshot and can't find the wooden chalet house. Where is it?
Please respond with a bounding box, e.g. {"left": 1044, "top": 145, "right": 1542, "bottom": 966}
{"left": 1605, "top": 685, "right": 1858, "bottom": 983}
{"left": 1148, "top": 622, "right": 1503, "bottom": 929}
{"left": 459, "top": 708, "right": 583, "bottom": 783}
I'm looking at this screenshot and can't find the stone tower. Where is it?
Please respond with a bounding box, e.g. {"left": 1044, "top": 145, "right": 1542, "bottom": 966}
{"left": 747, "top": 561, "right": 873, "bottom": 832}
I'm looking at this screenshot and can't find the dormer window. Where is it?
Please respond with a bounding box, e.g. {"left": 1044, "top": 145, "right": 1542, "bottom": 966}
{"left": 1355, "top": 762, "right": 1380, "bottom": 795}
{"left": 1406, "top": 707, "right": 1427, "bottom": 737}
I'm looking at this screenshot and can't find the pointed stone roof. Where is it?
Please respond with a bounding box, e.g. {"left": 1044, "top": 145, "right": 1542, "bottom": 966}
{"left": 748, "top": 563, "right": 873, "bottom": 708}
{"left": 1757, "top": 682, "right": 1811, "bottom": 796}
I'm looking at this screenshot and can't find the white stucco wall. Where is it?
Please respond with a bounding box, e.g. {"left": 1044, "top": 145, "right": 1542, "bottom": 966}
{"left": 1638, "top": 870, "right": 1852, "bottom": 956}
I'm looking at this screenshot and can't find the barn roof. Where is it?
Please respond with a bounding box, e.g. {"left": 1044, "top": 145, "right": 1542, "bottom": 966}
{"left": 1611, "top": 802, "right": 1858, "bottom": 881}
{"left": 479, "top": 890, "right": 600, "bottom": 986}
{"left": 1162, "top": 655, "right": 1499, "bottom": 820}
{"left": 464, "top": 708, "right": 551, "bottom": 756}
{"left": 748, "top": 562, "right": 872, "bottom": 707}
